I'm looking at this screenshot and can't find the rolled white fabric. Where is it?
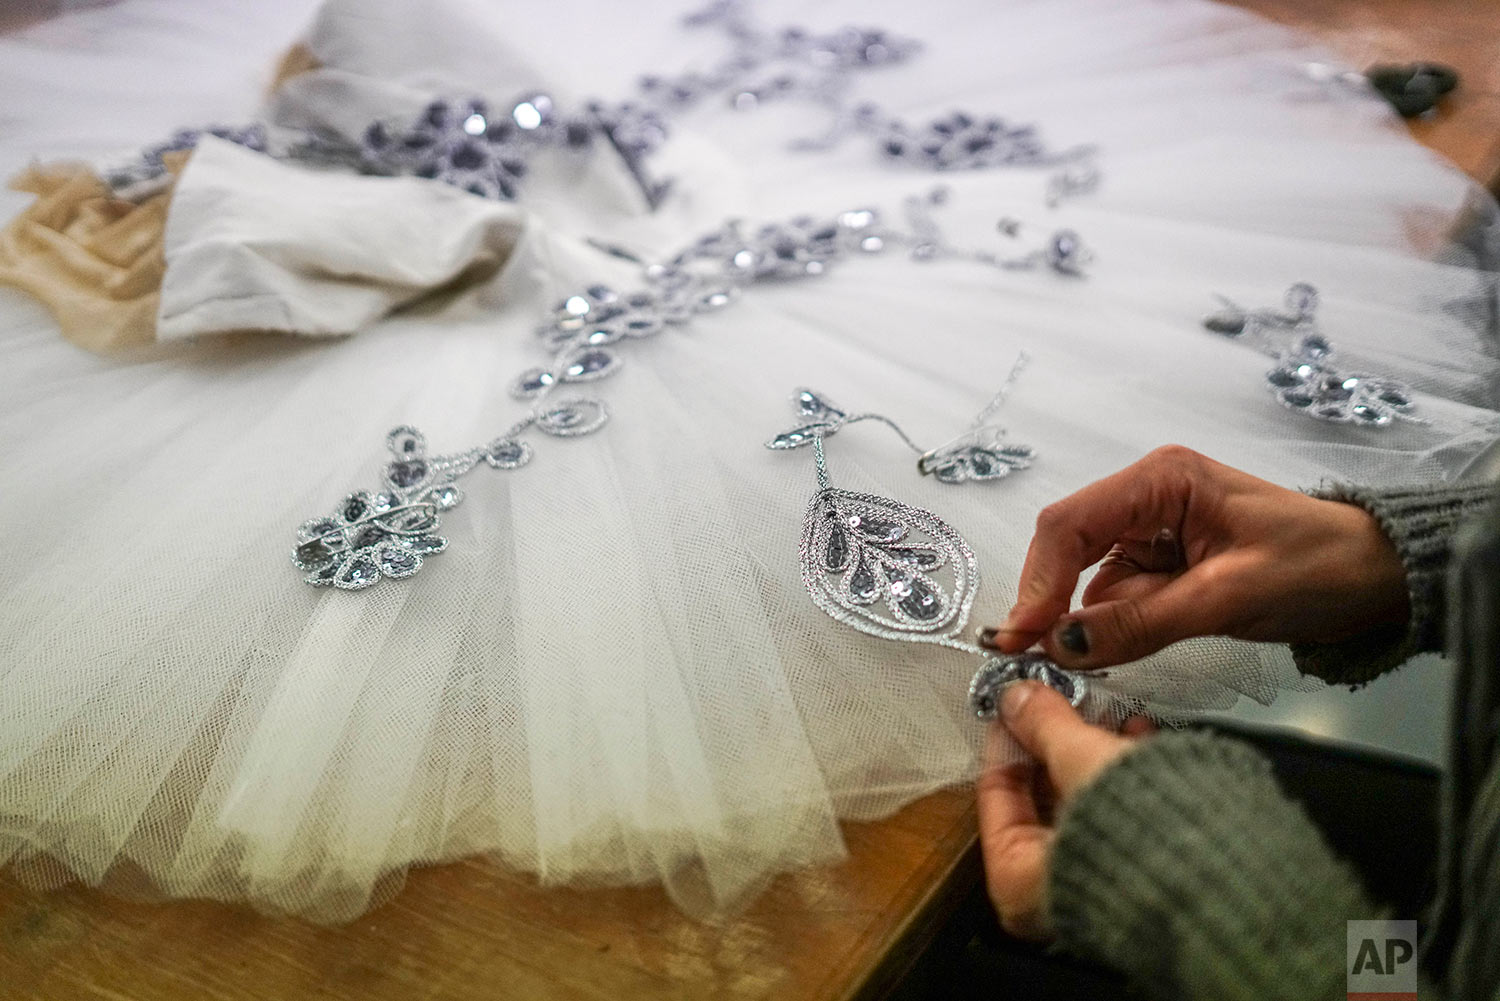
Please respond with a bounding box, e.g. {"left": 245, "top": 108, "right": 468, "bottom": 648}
{"left": 158, "top": 137, "right": 525, "bottom": 341}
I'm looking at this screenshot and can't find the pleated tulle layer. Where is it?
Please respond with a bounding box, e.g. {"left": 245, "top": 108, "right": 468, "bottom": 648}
{"left": 1, "top": 0, "right": 1497, "bottom": 920}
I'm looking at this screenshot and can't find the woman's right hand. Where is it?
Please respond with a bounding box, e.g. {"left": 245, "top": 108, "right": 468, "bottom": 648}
{"left": 983, "top": 445, "right": 1411, "bottom": 670}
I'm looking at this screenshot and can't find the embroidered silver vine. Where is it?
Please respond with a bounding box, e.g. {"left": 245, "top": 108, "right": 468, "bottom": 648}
{"left": 103, "top": 0, "right": 1099, "bottom": 209}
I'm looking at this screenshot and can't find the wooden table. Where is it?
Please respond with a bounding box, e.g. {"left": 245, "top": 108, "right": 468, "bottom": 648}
{"left": 1, "top": 790, "right": 980, "bottom": 1001}
{"left": 1233, "top": 0, "right": 1500, "bottom": 193}
{"left": 4, "top": 2, "right": 1500, "bottom": 999}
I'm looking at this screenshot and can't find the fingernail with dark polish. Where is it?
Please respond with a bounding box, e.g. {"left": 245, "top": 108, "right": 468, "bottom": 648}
{"left": 1058, "top": 620, "right": 1089, "bottom": 655}
{"left": 976, "top": 626, "right": 1000, "bottom": 649}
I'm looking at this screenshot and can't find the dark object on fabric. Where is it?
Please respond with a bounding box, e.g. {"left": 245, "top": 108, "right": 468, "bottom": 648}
{"left": 1367, "top": 62, "right": 1460, "bottom": 117}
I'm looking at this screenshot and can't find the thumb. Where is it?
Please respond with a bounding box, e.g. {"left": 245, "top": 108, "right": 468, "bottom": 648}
{"left": 1042, "top": 568, "right": 1230, "bottom": 669}
{"left": 1000, "top": 681, "right": 1126, "bottom": 796}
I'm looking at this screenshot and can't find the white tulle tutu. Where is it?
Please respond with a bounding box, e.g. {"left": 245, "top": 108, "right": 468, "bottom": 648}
{"left": 1, "top": 0, "right": 1498, "bottom": 920}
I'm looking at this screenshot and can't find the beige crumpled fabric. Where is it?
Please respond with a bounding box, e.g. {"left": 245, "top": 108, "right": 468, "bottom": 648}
{"left": 0, "top": 34, "right": 531, "bottom": 352}
{"left": 0, "top": 153, "right": 184, "bottom": 352}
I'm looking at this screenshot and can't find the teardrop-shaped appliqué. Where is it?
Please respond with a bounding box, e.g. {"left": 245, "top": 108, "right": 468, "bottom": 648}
{"left": 794, "top": 388, "right": 847, "bottom": 422}
{"left": 798, "top": 487, "right": 977, "bottom": 642}
{"left": 823, "top": 519, "right": 851, "bottom": 572}
{"left": 559, "top": 348, "right": 620, "bottom": 382}
{"left": 511, "top": 367, "right": 557, "bottom": 399}
{"left": 767, "top": 423, "right": 833, "bottom": 450}
{"left": 536, "top": 398, "right": 609, "bottom": 437}
{"left": 844, "top": 554, "right": 879, "bottom": 605}
{"left": 882, "top": 563, "right": 945, "bottom": 622}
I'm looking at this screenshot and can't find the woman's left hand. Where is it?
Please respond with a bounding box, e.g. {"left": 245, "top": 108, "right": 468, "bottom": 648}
{"left": 977, "top": 680, "right": 1157, "bottom": 939}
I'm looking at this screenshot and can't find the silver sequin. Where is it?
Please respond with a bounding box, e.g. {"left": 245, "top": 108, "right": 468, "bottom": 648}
{"left": 968, "top": 652, "right": 1088, "bottom": 719}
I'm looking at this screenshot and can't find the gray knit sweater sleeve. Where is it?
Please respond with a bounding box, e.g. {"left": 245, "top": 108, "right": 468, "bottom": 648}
{"left": 1289, "top": 481, "right": 1498, "bottom": 686}
{"left": 1047, "top": 732, "right": 1375, "bottom": 1001}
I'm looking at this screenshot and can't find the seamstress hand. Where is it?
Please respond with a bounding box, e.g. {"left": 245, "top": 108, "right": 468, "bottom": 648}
{"left": 983, "top": 445, "right": 1410, "bottom": 669}
{"left": 978, "top": 681, "right": 1156, "bottom": 939}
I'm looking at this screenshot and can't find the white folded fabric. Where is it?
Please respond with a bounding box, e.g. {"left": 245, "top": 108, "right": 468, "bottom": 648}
{"left": 157, "top": 137, "right": 525, "bottom": 341}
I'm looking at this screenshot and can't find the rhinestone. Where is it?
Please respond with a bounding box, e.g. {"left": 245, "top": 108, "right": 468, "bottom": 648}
{"left": 537, "top": 398, "right": 609, "bottom": 437}
{"left": 512, "top": 368, "right": 556, "bottom": 398}
{"left": 562, "top": 295, "right": 590, "bottom": 316}
{"left": 1267, "top": 366, "right": 1302, "bottom": 388}
{"left": 769, "top": 425, "right": 824, "bottom": 449}
{"left": 562, "top": 349, "right": 617, "bottom": 380}
{"left": 386, "top": 459, "right": 430, "bottom": 489}
{"left": 485, "top": 439, "right": 533, "bottom": 469}
{"left": 462, "top": 113, "right": 487, "bottom": 136}
{"left": 860, "top": 236, "right": 884, "bottom": 252}
{"left": 429, "top": 485, "right": 462, "bottom": 510}
{"left": 839, "top": 209, "right": 875, "bottom": 230}
{"left": 513, "top": 102, "right": 543, "bottom": 130}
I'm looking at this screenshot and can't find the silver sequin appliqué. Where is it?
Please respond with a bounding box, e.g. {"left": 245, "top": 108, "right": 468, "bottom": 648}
{"left": 1204, "top": 283, "right": 1416, "bottom": 426}
{"left": 291, "top": 405, "right": 603, "bottom": 590}
{"left": 766, "top": 388, "right": 1085, "bottom": 715}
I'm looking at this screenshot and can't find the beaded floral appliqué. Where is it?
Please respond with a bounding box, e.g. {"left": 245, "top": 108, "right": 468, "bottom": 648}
{"left": 1205, "top": 283, "right": 1416, "bottom": 426}
{"left": 291, "top": 405, "right": 604, "bottom": 589}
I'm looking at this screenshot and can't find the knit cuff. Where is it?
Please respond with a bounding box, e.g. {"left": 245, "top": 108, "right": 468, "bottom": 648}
{"left": 1047, "top": 732, "right": 1375, "bottom": 1001}
{"left": 1290, "top": 481, "right": 1499, "bottom": 687}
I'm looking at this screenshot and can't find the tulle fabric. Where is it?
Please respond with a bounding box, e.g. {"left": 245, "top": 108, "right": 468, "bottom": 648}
{"left": 1, "top": 0, "right": 1498, "bottom": 920}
